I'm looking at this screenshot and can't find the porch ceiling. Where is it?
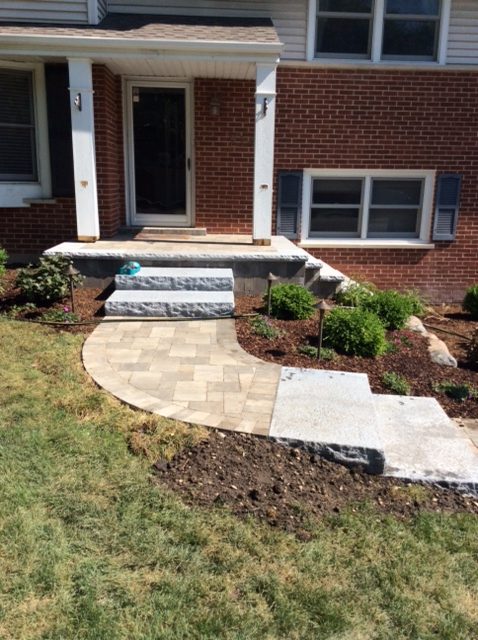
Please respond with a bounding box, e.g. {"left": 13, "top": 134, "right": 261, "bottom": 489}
{"left": 102, "top": 56, "right": 256, "bottom": 79}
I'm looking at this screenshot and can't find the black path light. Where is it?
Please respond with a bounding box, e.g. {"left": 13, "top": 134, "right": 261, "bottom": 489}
{"left": 316, "top": 300, "right": 331, "bottom": 360}
{"left": 266, "top": 272, "right": 279, "bottom": 316}
{"left": 66, "top": 263, "right": 80, "bottom": 314}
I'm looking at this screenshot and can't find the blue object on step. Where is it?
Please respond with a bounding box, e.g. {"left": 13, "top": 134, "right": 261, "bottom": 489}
{"left": 119, "top": 261, "right": 141, "bottom": 276}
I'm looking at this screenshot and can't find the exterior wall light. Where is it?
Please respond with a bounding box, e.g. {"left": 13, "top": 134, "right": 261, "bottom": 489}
{"left": 210, "top": 95, "right": 220, "bottom": 116}
{"left": 73, "top": 92, "right": 82, "bottom": 111}
{"left": 263, "top": 97, "right": 269, "bottom": 116}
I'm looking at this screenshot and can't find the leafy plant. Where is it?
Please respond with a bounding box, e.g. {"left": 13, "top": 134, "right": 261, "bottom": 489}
{"left": 0, "top": 246, "right": 8, "bottom": 293}
{"left": 250, "top": 315, "right": 281, "bottom": 340}
{"left": 363, "top": 289, "right": 419, "bottom": 330}
{"left": 298, "top": 344, "right": 336, "bottom": 360}
{"left": 267, "top": 284, "right": 316, "bottom": 321}
{"left": 467, "top": 329, "right": 478, "bottom": 368}
{"left": 41, "top": 306, "right": 79, "bottom": 323}
{"left": 433, "top": 381, "right": 478, "bottom": 402}
{"left": 323, "top": 307, "right": 388, "bottom": 357}
{"left": 335, "top": 281, "right": 375, "bottom": 307}
{"left": 463, "top": 284, "right": 478, "bottom": 320}
{"left": 16, "top": 256, "right": 83, "bottom": 304}
{"left": 382, "top": 372, "right": 411, "bottom": 396}
{"left": 2, "top": 302, "right": 37, "bottom": 319}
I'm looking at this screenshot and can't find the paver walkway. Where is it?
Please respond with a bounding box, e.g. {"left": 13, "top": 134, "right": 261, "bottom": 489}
{"left": 83, "top": 318, "right": 280, "bottom": 435}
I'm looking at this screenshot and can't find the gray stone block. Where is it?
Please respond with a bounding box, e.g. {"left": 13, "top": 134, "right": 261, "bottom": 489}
{"left": 105, "top": 290, "right": 235, "bottom": 318}
{"left": 270, "top": 368, "right": 385, "bottom": 473}
{"left": 115, "top": 267, "right": 234, "bottom": 292}
{"left": 375, "top": 395, "right": 478, "bottom": 494}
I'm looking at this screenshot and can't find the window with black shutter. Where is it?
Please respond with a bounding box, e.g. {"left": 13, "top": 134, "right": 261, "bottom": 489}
{"left": 0, "top": 69, "right": 37, "bottom": 182}
{"left": 277, "top": 171, "right": 302, "bottom": 239}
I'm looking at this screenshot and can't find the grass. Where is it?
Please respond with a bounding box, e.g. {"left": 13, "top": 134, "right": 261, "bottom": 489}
{"left": 0, "top": 319, "right": 478, "bottom": 639}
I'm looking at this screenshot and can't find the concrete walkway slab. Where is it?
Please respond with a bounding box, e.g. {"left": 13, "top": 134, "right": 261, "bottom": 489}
{"left": 375, "top": 395, "right": 478, "bottom": 493}
{"left": 270, "top": 368, "right": 385, "bottom": 473}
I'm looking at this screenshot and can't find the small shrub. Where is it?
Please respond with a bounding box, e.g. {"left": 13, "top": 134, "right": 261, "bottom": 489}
{"left": 268, "top": 284, "right": 316, "bottom": 321}
{"left": 41, "top": 307, "right": 79, "bottom": 323}
{"left": 16, "top": 256, "right": 83, "bottom": 304}
{"left": 335, "top": 281, "right": 375, "bottom": 307}
{"left": 467, "top": 329, "right": 478, "bottom": 367}
{"left": 250, "top": 315, "right": 281, "bottom": 340}
{"left": 363, "top": 289, "right": 418, "bottom": 330}
{"left": 404, "top": 290, "right": 426, "bottom": 317}
{"left": 433, "top": 381, "right": 478, "bottom": 402}
{"left": 0, "top": 246, "right": 8, "bottom": 293}
{"left": 298, "top": 344, "right": 336, "bottom": 360}
{"left": 463, "top": 284, "right": 478, "bottom": 320}
{"left": 2, "top": 302, "right": 37, "bottom": 318}
{"left": 382, "top": 372, "right": 411, "bottom": 396}
{"left": 323, "top": 307, "right": 388, "bottom": 357}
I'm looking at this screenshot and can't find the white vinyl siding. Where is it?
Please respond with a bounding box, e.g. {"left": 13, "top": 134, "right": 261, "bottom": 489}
{"left": 0, "top": 1, "right": 89, "bottom": 23}
{"left": 108, "top": 0, "right": 308, "bottom": 59}
{"left": 447, "top": 0, "right": 478, "bottom": 64}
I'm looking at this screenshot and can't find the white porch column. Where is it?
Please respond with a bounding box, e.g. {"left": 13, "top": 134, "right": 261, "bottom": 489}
{"left": 68, "top": 58, "right": 100, "bottom": 242}
{"left": 253, "top": 62, "right": 277, "bottom": 246}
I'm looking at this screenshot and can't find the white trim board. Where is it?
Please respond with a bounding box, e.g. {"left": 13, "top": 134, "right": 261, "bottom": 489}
{"left": 0, "top": 61, "right": 51, "bottom": 208}
{"left": 300, "top": 168, "right": 436, "bottom": 244}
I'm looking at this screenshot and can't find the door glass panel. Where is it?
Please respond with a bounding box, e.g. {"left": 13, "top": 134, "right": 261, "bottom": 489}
{"left": 133, "top": 87, "right": 186, "bottom": 216}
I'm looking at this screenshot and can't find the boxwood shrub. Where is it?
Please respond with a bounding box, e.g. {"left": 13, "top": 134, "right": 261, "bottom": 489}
{"left": 323, "top": 307, "right": 388, "bottom": 357}
{"left": 268, "top": 284, "right": 316, "bottom": 321}
{"left": 463, "top": 284, "right": 478, "bottom": 320}
{"left": 363, "top": 289, "right": 421, "bottom": 330}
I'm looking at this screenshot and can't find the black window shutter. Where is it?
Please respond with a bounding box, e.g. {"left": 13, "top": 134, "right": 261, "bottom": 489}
{"left": 45, "top": 64, "right": 75, "bottom": 198}
{"left": 433, "top": 174, "right": 462, "bottom": 241}
{"left": 277, "top": 171, "right": 302, "bottom": 238}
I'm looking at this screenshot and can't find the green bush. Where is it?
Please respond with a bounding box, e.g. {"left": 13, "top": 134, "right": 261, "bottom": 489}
{"left": 267, "top": 284, "right": 316, "bottom": 321}
{"left": 463, "top": 285, "right": 478, "bottom": 320}
{"left": 41, "top": 307, "right": 79, "bottom": 323}
{"left": 382, "top": 372, "right": 411, "bottom": 396}
{"left": 16, "top": 256, "right": 83, "bottom": 304}
{"left": 467, "top": 329, "right": 478, "bottom": 367}
{"left": 323, "top": 307, "right": 388, "bottom": 357}
{"left": 335, "top": 281, "right": 375, "bottom": 307}
{"left": 297, "top": 344, "right": 336, "bottom": 361}
{"left": 433, "top": 381, "right": 478, "bottom": 402}
{"left": 363, "top": 289, "right": 418, "bottom": 330}
{"left": 0, "top": 247, "right": 8, "bottom": 293}
{"left": 250, "top": 315, "right": 281, "bottom": 340}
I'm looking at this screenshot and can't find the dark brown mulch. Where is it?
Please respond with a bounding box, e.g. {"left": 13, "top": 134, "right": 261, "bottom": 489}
{"left": 235, "top": 297, "right": 478, "bottom": 419}
{"left": 154, "top": 431, "right": 478, "bottom": 539}
{"left": 1, "top": 268, "right": 106, "bottom": 334}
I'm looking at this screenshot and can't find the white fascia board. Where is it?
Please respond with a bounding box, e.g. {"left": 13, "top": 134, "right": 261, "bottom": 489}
{"left": 0, "top": 34, "right": 283, "bottom": 58}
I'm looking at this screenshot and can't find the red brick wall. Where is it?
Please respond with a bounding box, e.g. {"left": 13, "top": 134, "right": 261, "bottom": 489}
{"left": 93, "top": 65, "right": 125, "bottom": 236}
{"left": 274, "top": 67, "right": 478, "bottom": 302}
{"left": 194, "top": 78, "right": 255, "bottom": 233}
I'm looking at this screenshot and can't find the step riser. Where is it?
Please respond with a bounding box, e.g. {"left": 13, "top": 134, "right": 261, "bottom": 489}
{"left": 115, "top": 275, "right": 233, "bottom": 292}
{"left": 105, "top": 301, "right": 234, "bottom": 318}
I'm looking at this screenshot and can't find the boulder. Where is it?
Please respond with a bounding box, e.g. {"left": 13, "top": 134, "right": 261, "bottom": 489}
{"left": 428, "top": 333, "right": 458, "bottom": 368}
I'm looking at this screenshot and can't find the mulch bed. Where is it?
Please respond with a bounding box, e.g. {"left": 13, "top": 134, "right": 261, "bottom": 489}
{"left": 0, "top": 268, "right": 106, "bottom": 334}
{"left": 235, "top": 296, "right": 478, "bottom": 419}
{"left": 154, "top": 431, "right": 478, "bottom": 539}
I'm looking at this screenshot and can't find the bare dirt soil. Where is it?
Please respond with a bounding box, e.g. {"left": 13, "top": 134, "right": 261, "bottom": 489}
{"left": 154, "top": 431, "right": 478, "bottom": 539}
{"left": 235, "top": 296, "right": 478, "bottom": 418}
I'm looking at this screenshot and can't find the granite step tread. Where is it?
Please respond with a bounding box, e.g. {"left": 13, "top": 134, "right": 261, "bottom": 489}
{"left": 105, "top": 289, "right": 235, "bottom": 318}
{"left": 270, "top": 368, "right": 385, "bottom": 474}
{"left": 115, "top": 267, "right": 234, "bottom": 291}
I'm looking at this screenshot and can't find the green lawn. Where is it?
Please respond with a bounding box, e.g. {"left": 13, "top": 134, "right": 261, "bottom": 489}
{"left": 0, "top": 319, "right": 477, "bottom": 640}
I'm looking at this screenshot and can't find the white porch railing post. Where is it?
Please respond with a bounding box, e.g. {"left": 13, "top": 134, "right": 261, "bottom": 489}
{"left": 68, "top": 58, "right": 100, "bottom": 242}
{"left": 253, "top": 62, "right": 277, "bottom": 246}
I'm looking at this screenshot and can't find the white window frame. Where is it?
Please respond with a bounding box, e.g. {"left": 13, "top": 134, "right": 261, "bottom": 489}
{"left": 0, "top": 61, "right": 51, "bottom": 208}
{"left": 307, "top": 0, "right": 451, "bottom": 65}
{"left": 300, "top": 169, "right": 436, "bottom": 248}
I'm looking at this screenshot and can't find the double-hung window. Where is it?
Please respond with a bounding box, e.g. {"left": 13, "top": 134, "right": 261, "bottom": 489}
{"left": 311, "top": 0, "right": 447, "bottom": 62}
{"left": 304, "top": 171, "right": 435, "bottom": 243}
{"left": 0, "top": 69, "right": 37, "bottom": 182}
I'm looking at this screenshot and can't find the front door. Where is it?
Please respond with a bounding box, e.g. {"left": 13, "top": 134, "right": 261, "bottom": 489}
{"left": 128, "top": 82, "right": 191, "bottom": 227}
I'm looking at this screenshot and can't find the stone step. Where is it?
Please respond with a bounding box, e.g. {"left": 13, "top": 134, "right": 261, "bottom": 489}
{"left": 374, "top": 395, "right": 478, "bottom": 493}
{"left": 105, "top": 289, "right": 235, "bottom": 318}
{"left": 115, "top": 267, "right": 234, "bottom": 292}
{"left": 270, "top": 368, "right": 385, "bottom": 474}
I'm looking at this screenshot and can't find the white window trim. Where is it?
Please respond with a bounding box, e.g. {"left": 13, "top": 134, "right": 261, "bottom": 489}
{"left": 300, "top": 168, "right": 436, "bottom": 248}
{"left": 307, "top": 0, "right": 450, "bottom": 65}
{"left": 0, "top": 61, "right": 51, "bottom": 208}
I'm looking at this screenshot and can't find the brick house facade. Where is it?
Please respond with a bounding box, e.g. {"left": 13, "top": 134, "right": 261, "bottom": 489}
{"left": 0, "top": 2, "right": 477, "bottom": 301}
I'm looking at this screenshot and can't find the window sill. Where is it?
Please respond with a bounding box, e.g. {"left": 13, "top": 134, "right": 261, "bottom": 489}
{"left": 23, "top": 198, "right": 57, "bottom": 205}
{"left": 299, "top": 240, "right": 435, "bottom": 250}
{"left": 286, "top": 59, "right": 445, "bottom": 70}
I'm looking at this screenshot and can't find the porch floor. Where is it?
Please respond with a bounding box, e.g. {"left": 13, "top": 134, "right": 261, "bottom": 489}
{"left": 45, "top": 234, "right": 313, "bottom": 264}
